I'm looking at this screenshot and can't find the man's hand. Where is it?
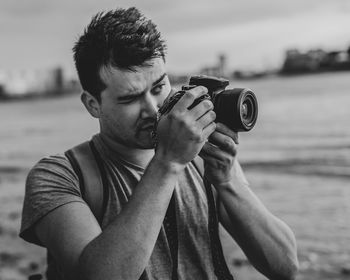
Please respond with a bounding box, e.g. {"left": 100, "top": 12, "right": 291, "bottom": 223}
{"left": 201, "top": 123, "right": 299, "bottom": 280}
{"left": 155, "top": 86, "right": 216, "bottom": 167}
{"left": 199, "top": 122, "right": 242, "bottom": 187}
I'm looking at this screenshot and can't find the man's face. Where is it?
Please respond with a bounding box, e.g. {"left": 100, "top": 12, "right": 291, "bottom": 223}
{"left": 98, "top": 57, "right": 171, "bottom": 149}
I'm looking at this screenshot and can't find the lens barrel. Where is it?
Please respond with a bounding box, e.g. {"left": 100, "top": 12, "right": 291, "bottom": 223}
{"left": 213, "top": 88, "right": 258, "bottom": 131}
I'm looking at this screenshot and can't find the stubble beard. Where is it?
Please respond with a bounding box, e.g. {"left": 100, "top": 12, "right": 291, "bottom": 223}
{"left": 134, "top": 129, "right": 156, "bottom": 150}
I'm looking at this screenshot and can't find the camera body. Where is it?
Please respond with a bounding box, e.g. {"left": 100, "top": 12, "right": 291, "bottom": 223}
{"left": 158, "top": 75, "right": 258, "bottom": 132}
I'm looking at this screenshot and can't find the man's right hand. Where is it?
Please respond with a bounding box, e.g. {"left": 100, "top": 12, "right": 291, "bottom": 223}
{"left": 155, "top": 86, "right": 216, "bottom": 167}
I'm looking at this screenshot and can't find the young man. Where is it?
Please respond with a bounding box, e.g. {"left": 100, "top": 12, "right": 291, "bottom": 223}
{"left": 20, "top": 7, "right": 298, "bottom": 280}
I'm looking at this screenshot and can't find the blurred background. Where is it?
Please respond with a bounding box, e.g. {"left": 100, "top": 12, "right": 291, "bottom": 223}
{"left": 0, "top": 0, "right": 349, "bottom": 279}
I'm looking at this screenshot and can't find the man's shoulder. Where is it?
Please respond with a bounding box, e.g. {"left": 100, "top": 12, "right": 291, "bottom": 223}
{"left": 25, "top": 148, "right": 85, "bottom": 193}
{"left": 35, "top": 153, "right": 69, "bottom": 164}
{"left": 29, "top": 153, "right": 73, "bottom": 177}
{"left": 28, "top": 138, "right": 96, "bottom": 180}
{"left": 21, "top": 152, "right": 86, "bottom": 246}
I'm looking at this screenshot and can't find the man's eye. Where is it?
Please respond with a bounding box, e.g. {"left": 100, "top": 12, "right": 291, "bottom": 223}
{"left": 152, "top": 83, "right": 165, "bottom": 95}
{"left": 119, "top": 97, "right": 137, "bottom": 104}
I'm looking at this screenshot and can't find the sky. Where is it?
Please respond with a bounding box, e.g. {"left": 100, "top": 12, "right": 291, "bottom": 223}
{"left": 1, "top": 0, "right": 350, "bottom": 77}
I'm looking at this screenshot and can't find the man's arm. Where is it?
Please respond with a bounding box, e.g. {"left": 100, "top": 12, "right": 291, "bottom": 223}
{"left": 217, "top": 161, "right": 298, "bottom": 280}
{"left": 35, "top": 86, "right": 216, "bottom": 280}
{"left": 200, "top": 123, "right": 299, "bottom": 280}
{"left": 35, "top": 157, "right": 181, "bottom": 280}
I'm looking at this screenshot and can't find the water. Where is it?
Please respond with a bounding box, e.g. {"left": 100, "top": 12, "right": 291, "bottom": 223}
{"left": 0, "top": 72, "right": 349, "bottom": 279}
{"left": 234, "top": 72, "right": 350, "bottom": 178}
{"left": 224, "top": 72, "right": 350, "bottom": 279}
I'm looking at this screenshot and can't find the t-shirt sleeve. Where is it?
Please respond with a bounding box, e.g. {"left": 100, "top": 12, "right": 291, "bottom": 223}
{"left": 19, "top": 154, "right": 86, "bottom": 246}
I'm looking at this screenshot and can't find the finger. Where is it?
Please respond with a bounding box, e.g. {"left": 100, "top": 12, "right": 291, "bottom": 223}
{"left": 172, "top": 86, "right": 208, "bottom": 112}
{"left": 208, "top": 131, "right": 237, "bottom": 156}
{"left": 200, "top": 142, "right": 237, "bottom": 169}
{"left": 199, "top": 142, "right": 226, "bottom": 161}
{"left": 197, "top": 110, "right": 216, "bottom": 129}
{"left": 189, "top": 99, "right": 214, "bottom": 120}
{"left": 198, "top": 152, "right": 217, "bottom": 167}
{"left": 216, "top": 122, "right": 239, "bottom": 144}
{"left": 202, "top": 121, "right": 216, "bottom": 140}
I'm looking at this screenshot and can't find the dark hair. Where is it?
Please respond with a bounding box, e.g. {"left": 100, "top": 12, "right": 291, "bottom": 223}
{"left": 73, "top": 7, "right": 167, "bottom": 101}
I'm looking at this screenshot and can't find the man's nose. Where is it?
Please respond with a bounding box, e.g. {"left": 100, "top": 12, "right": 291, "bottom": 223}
{"left": 141, "top": 93, "right": 160, "bottom": 118}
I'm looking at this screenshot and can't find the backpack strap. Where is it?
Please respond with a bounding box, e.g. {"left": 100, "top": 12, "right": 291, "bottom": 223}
{"left": 64, "top": 140, "right": 108, "bottom": 225}
{"left": 192, "top": 157, "right": 234, "bottom": 280}
{"left": 192, "top": 156, "right": 205, "bottom": 177}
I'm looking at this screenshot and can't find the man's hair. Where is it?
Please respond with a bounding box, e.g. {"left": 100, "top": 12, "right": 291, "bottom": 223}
{"left": 73, "top": 7, "right": 167, "bottom": 101}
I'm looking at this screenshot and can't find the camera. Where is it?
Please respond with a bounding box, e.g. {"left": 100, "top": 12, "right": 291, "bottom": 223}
{"left": 157, "top": 75, "right": 258, "bottom": 132}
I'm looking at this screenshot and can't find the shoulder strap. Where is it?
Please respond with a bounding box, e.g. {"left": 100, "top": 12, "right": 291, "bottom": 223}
{"left": 192, "top": 156, "right": 205, "bottom": 177}
{"left": 64, "top": 141, "right": 107, "bottom": 225}
{"left": 191, "top": 156, "right": 234, "bottom": 280}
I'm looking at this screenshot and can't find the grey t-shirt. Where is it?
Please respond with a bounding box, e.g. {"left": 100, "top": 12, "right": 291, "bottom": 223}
{"left": 20, "top": 135, "right": 219, "bottom": 280}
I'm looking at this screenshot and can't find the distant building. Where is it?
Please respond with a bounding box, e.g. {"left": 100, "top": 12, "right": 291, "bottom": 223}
{"left": 281, "top": 47, "right": 350, "bottom": 74}
{"left": 51, "top": 67, "right": 64, "bottom": 94}
{"left": 281, "top": 48, "right": 326, "bottom": 73}
{"left": 0, "top": 66, "right": 73, "bottom": 98}
{"left": 324, "top": 51, "right": 350, "bottom": 70}
{"left": 0, "top": 84, "right": 6, "bottom": 99}
{"left": 200, "top": 53, "right": 228, "bottom": 78}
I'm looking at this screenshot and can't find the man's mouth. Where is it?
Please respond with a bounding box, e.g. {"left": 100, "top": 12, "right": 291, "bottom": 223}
{"left": 139, "top": 121, "right": 156, "bottom": 131}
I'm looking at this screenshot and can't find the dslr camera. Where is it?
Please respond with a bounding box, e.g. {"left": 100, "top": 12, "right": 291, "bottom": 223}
{"left": 156, "top": 75, "right": 258, "bottom": 133}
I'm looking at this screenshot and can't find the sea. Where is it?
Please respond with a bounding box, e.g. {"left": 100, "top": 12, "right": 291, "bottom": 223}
{"left": 0, "top": 71, "right": 349, "bottom": 279}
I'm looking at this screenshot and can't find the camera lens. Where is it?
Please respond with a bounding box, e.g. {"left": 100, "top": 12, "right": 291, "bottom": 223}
{"left": 214, "top": 88, "right": 258, "bottom": 131}
{"left": 241, "top": 103, "right": 248, "bottom": 119}
{"left": 240, "top": 92, "right": 256, "bottom": 128}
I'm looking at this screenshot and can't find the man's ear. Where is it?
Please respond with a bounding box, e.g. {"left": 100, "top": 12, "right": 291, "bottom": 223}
{"left": 81, "top": 91, "right": 101, "bottom": 118}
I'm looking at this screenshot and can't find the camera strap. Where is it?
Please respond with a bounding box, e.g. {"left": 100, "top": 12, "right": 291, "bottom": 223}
{"left": 203, "top": 176, "right": 234, "bottom": 280}
{"left": 163, "top": 193, "right": 178, "bottom": 280}
{"left": 193, "top": 159, "right": 234, "bottom": 280}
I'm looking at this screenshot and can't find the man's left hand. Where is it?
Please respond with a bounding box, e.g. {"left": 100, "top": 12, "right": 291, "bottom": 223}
{"left": 199, "top": 122, "right": 239, "bottom": 187}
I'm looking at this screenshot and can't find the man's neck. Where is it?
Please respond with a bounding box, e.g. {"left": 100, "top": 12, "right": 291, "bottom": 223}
{"left": 99, "top": 133, "right": 155, "bottom": 169}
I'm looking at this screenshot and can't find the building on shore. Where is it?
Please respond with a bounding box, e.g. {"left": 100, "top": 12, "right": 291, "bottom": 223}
{"left": 0, "top": 67, "right": 80, "bottom": 100}
{"left": 280, "top": 47, "right": 350, "bottom": 74}
{"left": 199, "top": 53, "right": 228, "bottom": 78}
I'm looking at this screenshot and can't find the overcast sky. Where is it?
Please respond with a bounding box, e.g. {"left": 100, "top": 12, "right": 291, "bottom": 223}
{"left": 1, "top": 0, "right": 350, "bottom": 77}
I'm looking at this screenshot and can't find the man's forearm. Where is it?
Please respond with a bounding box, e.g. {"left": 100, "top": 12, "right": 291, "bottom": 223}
{"left": 78, "top": 156, "right": 183, "bottom": 280}
{"left": 217, "top": 161, "right": 298, "bottom": 280}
